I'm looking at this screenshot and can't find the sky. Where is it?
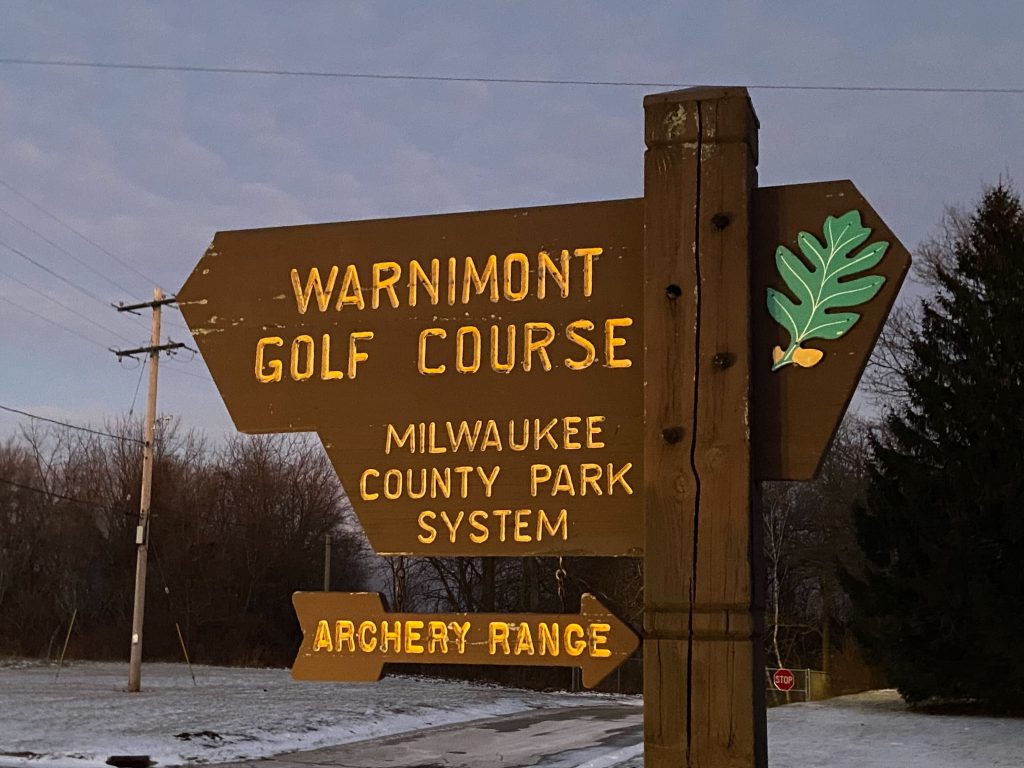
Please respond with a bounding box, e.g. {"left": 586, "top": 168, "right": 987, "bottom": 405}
{"left": 1, "top": 0, "right": 1022, "bottom": 440}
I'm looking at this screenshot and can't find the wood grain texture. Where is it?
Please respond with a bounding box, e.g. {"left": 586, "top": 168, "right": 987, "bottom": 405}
{"left": 643, "top": 87, "right": 765, "bottom": 768}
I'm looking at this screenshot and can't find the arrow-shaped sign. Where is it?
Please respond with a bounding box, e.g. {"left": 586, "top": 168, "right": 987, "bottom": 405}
{"left": 292, "top": 591, "right": 639, "bottom": 689}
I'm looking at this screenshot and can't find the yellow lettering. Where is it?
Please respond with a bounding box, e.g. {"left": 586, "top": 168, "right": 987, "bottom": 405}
{"left": 358, "top": 621, "right": 378, "bottom": 652}
{"left": 381, "top": 620, "right": 401, "bottom": 653}
{"left": 418, "top": 328, "right": 446, "bottom": 375}
{"left": 590, "top": 622, "right": 611, "bottom": 658}
{"left": 313, "top": 619, "right": 333, "bottom": 652}
{"left": 320, "top": 334, "right": 344, "bottom": 380}
{"left": 586, "top": 416, "right": 605, "bottom": 448}
{"left": 463, "top": 254, "right": 499, "bottom": 303}
{"left": 427, "top": 621, "right": 448, "bottom": 653}
{"left": 291, "top": 266, "right": 338, "bottom": 314}
{"left": 409, "top": 258, "right": 440, "bottom": 307}
{"left": 489, "top": 622, "right": 511, "bottom": 654}
{"left": 523, "top": 322, "right": 555, "bottom": 372}
{"left": 565, "top": 623, "right": 586, "bottom": 656}
{"left": 404, "top": 620, "right": 424, "bottom": 654}
{"left": 581, "top": 463, "right": 603, "bottom": 496}
{"left": 490, "top": 324, "right": 515, "bottom": 373}
{"left": 290, "top": 335, "right": 315, "bottom": 381}
{"left": 608, "top": 462, "right": 634, "bottom": 495}
{"left": 255, "top": 336, "right": 284, "bottom": 383}
{"left": 450, "top": 621, "right": 470, "bottom": 654}
{"left": 514, "top": 509, "right": 532, "bottom": 542}
{"left": 360, "top": 469, "right": 380, "bottom": 501}
{"left": 417, "top": 510, "right": 437, "bottom": 544}
{"left": 537, "top": 249, "right": 570, "bottom": 299}
{"left": 468, "top": 510, "right": 489, "bottom": 543}
{"left": 503, "top": 252, "right": 529, "bottom": 301}
{"left": 514, "top": 623, "right": 536, "bottom": 656}
{"left": 565, "top": 319, "right": 596, "bottom": 370}
{"left": 386, "top": 423, "right": 415, "bottom": 454}
{"left": 539, "top": 508, "right": 568, "bottom": 541}
{"left": 574, "top": 247, "right": 601, "bottom": 297}
{"left": 441, "top": 510, "right": 465, "bottom": 543}
{"left": 456, "top": 326, "right": 481, "bottom": 373}
{"left": 335, "top": 264, "right": 365, "bottom": 310}
{"left": 604, "top": 317, "right": 633, "bottom": 368}
{"left": 348, "top": 331, "right": 373, "bottom": 379}
{"left": 539, "top": 623, "right": 559, "bottom": 656}
{"left": 551, "top": 464, "right": 575, "bottom": 496}
{"left": 530, "top": 464, "right": 551, "bottom": 497}
{"left": 372, "top": 262, "right": 401, "bottom": 309}
{"left": 335, "top": 620, "right": 355, "bottom": 653}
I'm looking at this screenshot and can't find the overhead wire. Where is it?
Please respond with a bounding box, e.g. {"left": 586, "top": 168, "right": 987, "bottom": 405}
{"left": 0, "top": 264, "right": 135, "bottom": 343}
{"left": 0, "top": 57, "right": 1022, "bottom": 94}
{"left": 0, "top": 477, "right": 117, "bottom": 512}
{"left": 0, "top": 175, "right": 159, "bottom": 287}
{"left": 0, "top": 404, "right": 144, "bottom": 444}
{"left": 0, "top": 294, "right": 111, "bottom": 350}
{"left": 0, "top": 200, "right": 137, "bottom": 296}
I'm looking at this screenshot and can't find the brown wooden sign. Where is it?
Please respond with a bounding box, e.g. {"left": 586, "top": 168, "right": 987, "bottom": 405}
{"left": 178, "top": 184, "right": 905, "bottom": 557}
{"left": 752, "top": 180, "right": 911, "bottom": 479}
{"left": 178, "top": 200, "right": 644, "bottom": 556}
{"left": 291, "top": 591, "right": 639, "bottom": 689}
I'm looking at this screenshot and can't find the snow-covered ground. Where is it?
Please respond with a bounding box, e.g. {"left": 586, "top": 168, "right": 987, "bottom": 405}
{"left": 0, "top": 661, "right": 635, "bottom": 767}
{"left": 3, "top": 660, "right": 1024, "bottom": 767}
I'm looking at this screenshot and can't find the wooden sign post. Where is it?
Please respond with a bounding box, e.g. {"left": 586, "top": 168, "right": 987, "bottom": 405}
{"left": 643, "top": 87, "right": 763, "bottom": 767}
{"left": 178, "top": 85, "right": 911, "bottom": 768}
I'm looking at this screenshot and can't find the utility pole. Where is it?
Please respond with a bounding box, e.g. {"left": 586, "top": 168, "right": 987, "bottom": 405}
{"left": 114, "top": 288, "right": 185, "bottom": 692}
{"left": 323, "top": 533, "right": 331, "bottom": 591}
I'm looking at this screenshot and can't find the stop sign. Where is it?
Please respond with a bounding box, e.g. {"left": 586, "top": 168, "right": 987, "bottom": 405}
{"left": 773, "top": 668, "right": 795, "bottom": 691}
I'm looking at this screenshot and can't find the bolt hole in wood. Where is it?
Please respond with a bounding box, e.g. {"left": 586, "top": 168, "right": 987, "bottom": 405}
{"left": 711, "top": 211, "right": 732, "bottom": 230}
{"left": 661, "top": 426, "right": 685, "bottom": 444}
{"left": 711, "top": 352, "right": 735, "bottom": 370}
{"left": 665, "top": 283, "right": 683, "bottom": 300}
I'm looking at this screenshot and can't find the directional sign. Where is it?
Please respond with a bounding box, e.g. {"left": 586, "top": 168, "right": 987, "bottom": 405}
{"left": 291, "top": 591, "right": 640, "bottom": 689}
{"left": 178, "top": 200, "right": 644, "bottom": 556}
{"left": 178, "top": 184, "right": 907, "bottom": 555}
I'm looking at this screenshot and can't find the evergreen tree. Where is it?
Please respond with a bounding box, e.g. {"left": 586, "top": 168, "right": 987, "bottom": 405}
{"left": 848, "top": 183, "right": 1024, "bottom": 709}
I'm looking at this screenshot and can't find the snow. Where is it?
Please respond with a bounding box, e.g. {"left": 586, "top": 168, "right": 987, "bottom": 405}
{"left": 0, "top": 661, "right": 634, "bottom": 767}
{"left": 3, "top": 661, "right": 1023, "bottom": 767}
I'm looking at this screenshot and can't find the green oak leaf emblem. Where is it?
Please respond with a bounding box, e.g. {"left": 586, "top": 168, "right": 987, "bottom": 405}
{"left": 767, "top": 209, "right": 889, "bottom": 371}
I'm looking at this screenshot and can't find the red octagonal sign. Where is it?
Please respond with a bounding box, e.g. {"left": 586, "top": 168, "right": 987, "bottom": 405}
{"left": 773, "top": 668, "right": 795, "bottom": 692}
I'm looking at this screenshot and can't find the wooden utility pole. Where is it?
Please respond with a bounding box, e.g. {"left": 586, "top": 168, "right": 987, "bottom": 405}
{"left": 642, "top": 87, "right": 765, "bottom": 767}
{"left": 115, "top": 288, "right": 185, "bottom": 693}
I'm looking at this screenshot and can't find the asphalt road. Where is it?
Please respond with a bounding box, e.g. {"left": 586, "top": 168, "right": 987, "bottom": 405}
{"left": 213, "top": 703, "right": 643, "bottom": 768}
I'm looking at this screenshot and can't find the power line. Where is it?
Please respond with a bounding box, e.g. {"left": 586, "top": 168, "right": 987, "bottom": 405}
{"left": 0, "top": 477, "right": 115, "bottom": 511}
{"left": 0, "top": 235, "right": 113, "bottom": 306}
{"left": 0, "top": 57, "right": 1022, "bottom": 95}
{"left": 0, "top": 404, "right": 144, "bottom": 444}
{"left": 0, "top": 265, "right": 135, "bottom": 343}
{"left": 0, "top": 294, "right": 111, "bottom": 350}
{"left": 0, "top": 200, "right": 137, "bottom": 296}
{"left": 0, "top": 176, "right": 160, "bottom": 288}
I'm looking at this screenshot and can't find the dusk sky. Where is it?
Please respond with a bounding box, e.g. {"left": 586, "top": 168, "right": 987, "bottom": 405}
{"left": 1, "top": 1, "right": 1022, "bottom": 439}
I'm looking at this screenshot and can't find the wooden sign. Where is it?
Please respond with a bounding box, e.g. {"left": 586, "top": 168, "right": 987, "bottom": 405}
{"left": 178, "top": 200, "right": 644, "bottom": 556}
{"left": 291, "top": 591, "right": 639, "bottom": 689}
{"left": 178, "top": 85, "right": 910, "bottom": 768}
{"left": 752, "top": 181, "right": 911, "bottom": 479}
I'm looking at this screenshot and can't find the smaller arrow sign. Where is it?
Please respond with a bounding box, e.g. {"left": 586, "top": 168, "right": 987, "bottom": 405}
{"left": 292, "top": 591, "right": 639, "bottom": 689}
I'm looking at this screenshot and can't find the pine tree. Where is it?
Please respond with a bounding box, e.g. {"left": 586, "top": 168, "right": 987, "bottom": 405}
{"left": 848, "top": 183, "right": 1024, "bottom": 710}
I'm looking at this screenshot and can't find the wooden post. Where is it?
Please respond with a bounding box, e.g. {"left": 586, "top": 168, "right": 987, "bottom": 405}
{"left": 643, "top": 87, "right": 765, "bottom": 767}
{"left": 127, "top": 287, "right": 163, "bottom": 693}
